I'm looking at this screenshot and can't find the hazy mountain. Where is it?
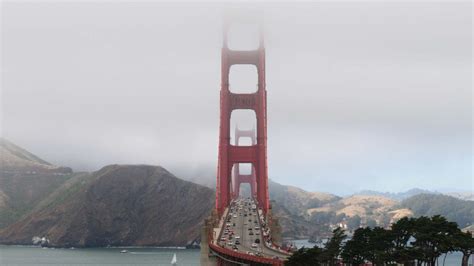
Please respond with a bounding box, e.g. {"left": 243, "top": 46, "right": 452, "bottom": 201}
{"left": 354, "top": 188, "right": 438, "bottom": 201}
{"left": 0, "top": 138, "right": 75, "bottom": 229}
{"left": 269, "top": 180, "right": 340, "bottom": 216}
{"left": 0, "top": 164, "right": 214, "bottom": 247}
{"left": 270, "top": 187, "right": 473, "bottom": 240}
{"left": 0, "top": 138, "right": 71, "bottom": 174}
{"left": 268, "top": 180, "right": 340, "bottom": 239}
{"left": 445, "top": 192, "right": 474, "bottom": 201}
{"left": 400, "top": 193, "right": 474, "bottom": 228}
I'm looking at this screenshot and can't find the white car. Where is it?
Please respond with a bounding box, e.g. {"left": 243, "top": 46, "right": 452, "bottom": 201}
{"left": 251, "top": 243, "right": 258, "bottom": 248}
{"left": 235, "top": 235, "right": 240, "bottom": 239}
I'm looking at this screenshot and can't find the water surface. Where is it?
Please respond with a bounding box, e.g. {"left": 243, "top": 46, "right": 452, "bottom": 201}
{"left": 0, "top": 245, "right": 200, "bottom": 266}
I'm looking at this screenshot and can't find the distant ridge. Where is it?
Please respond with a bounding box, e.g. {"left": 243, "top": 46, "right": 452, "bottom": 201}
{"left": 0, "top": 138, "right": 71, "bottom": 173}
{"left": 0, "top": 138, "right": 52, "bottom": 166}
{"left": 354, "top": 188, "right": 438, "bottom": 201}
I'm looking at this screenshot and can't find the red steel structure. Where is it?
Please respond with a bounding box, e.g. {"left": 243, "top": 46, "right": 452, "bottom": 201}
{"left": 231, "top": 127, "right": 257, "bottom": 199}
{"left": 216, "top": 20, "right": 269, "bottom": 216}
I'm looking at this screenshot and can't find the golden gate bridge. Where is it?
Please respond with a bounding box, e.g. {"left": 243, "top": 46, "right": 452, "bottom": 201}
{"left": 201, "top": 14, "right": 292, "bottom": 266}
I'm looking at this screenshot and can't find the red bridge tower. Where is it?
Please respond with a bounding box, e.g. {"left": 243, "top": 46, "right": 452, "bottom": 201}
{"left": 216, "top": 20, "right": 269, "bottom": 216}
{"left": 231, "top": 127, "right": 257, "bottom": 199}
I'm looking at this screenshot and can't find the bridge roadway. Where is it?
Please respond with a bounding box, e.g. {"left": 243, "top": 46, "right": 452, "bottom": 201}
{"left": 217, "top": 198, "right": 289, "bottom": 262}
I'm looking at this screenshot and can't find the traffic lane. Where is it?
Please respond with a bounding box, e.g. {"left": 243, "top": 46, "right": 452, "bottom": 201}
{"left": 220, "top": 202, "right": 287, "bottom": 259}
{"left": 236, "top": 209, "right": 254, "bottom": 253}
{"left": 219, "top": 208, "right": 253, "bottom": 254}
{"left": 240, "top": 209, "right": 271, "bottom": 256}
{"left": 237, "top": 207, "right": 272, "bottom": 256}
{"left": 220, "top": 206, "right": 258, "bottom": 254}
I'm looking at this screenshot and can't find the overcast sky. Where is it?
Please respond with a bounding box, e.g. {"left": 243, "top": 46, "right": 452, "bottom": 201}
{"left": 1, "top": 1, "right": 472, "bottom": 195}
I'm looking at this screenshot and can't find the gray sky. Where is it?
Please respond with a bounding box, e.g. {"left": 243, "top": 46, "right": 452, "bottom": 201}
{"left": 1, "top": 1, "right": 472, "bottom": 195}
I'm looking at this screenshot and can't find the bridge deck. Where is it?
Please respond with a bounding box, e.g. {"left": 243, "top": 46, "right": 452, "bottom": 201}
{"left": 213, "top": 198, "right": 289, "bottom": 263}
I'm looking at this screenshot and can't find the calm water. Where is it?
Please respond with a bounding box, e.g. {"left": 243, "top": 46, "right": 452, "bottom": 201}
{"left": 0, "top": 243, "right": 470, "bottom": 265}
{"left": 292, "top": 239, "right": 468, "bottom": 266}
{"left": 0, "top": 246, "right": 200, "bottom": 266}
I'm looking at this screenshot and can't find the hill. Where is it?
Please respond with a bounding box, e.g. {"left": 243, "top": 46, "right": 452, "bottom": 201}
{"left": 270, "top": 187, "right": 473, "bottom": 241}
{"left": 268, "top": 180, "right": 340, "bottom": 239}
{"left": 0, "top": 138, "right": 74, "bottom": 229}
{"left": 0, "top": 164, "right": 214, "bottom": 247}
{"left": 269, "top": 180, "right": 340, "bottom": 216}
{"left": 445, "top": 192, "right": 474, "bottom": 201}
{"left": 354, "top": 188, "right": 437, "bottom": 201}
{"left": 400, "top": 193, "right": 474, "bottom": 228}
{"left": 0, "top": 138, "right": 71, "bottom": 174}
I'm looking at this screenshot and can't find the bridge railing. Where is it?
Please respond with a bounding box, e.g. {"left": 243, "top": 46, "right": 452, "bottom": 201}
{"left": 208, "top": 207, "right": 291, "bottom": 265}
{"left": 209, "top": 242, "right": 285, "bottom": 266}
{"left": 257, "top": 210, "right": 293, "bottom": 255}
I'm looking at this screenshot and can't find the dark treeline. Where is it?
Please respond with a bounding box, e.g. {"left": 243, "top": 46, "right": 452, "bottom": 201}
{"left": 286, "top": 215, "right": 474, "bottom": 266}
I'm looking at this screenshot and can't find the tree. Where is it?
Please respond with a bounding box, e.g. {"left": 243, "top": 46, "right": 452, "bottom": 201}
{"left": 391, "top": 217, "right": 418, "bottom": 265}
{"left": 321, "top": 227, "right": 347, "bottom": 265}
{"left": 411, "top": 215, "right": 458, "bottom": 266}
{"left": 290, "top": 215, "right": 471, "bottom": 266}
{"left": 452, "top": 230, "right": 474, "bottom": 266}
{"left": 341, "top": 227, "right": 370, "bottom": 265}
{"left": 286, "top": 246, "right": 324, "bottom": 266}
{"left": 364, "top": 227, "right": 394, "bottom": 265}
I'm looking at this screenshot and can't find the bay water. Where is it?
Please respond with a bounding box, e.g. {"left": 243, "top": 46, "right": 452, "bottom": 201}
{"left": 0, "top": 245, "right": 200, "bottom": 266}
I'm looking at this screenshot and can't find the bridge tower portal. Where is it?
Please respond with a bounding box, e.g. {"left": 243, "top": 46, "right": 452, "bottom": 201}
{"left": 232, "top": 127, "right": 257, "bottom": 199}
{"left": 216, "top": 19, "right": 269, "bottom": 216}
